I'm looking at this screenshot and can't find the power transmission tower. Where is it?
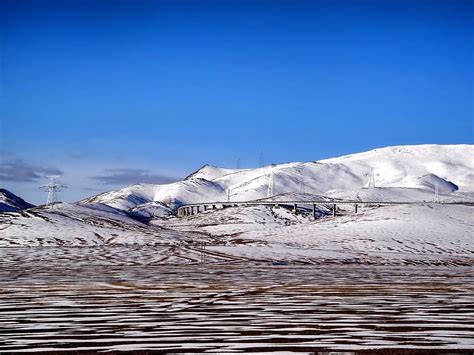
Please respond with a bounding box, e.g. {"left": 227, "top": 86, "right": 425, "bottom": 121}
{"left": 299, "top": 178, "right": 306, "bottom": 194}
{"left": 236, "top": 157, "right": 241, "bottom": 169}
{"left": 267, "top": 166, "right": 275, "bottom": 198}
{"left": 39, "top": 176, "right": 67, "bottom": 207}
{"left": 434, "top": 183, "right": 440, "bottom": 203}
{"left": 227, "top": 188, "right": 231, "bottom": 202}
{"left": 366, "top": 168, "right": 376, "bottom": 189}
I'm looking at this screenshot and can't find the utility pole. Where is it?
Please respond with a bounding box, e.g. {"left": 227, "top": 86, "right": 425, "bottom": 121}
{"left": 39, "top": 176, "right": 67, "bottom": 207}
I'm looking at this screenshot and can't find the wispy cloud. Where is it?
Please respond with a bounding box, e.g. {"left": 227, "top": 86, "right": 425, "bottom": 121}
{"left": 69, "top": 152, "right": 89, "bottom": 160}
{"left": 0, "top": 160, "right": 63, "bottom": 182}
{"left": 91, "top": 168, "right": 177, "bottom": 185}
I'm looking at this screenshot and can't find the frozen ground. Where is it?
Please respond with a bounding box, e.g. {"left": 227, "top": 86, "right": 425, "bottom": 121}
{"left": 1, "top": 201, "right": 473, "bottom": 266}
{"left": 1, "top": 144, "right": 473, "bottom": 352}
{"left": 152, "top": 202, "right": 474, "bottom": 266}
{"left": 0, "top": 264, "right": 472, "bottom": 352}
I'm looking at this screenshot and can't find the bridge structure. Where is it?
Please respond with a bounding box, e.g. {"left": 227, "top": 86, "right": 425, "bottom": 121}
{"left": 176, "top": 200, "right": 468, "bottom": 219}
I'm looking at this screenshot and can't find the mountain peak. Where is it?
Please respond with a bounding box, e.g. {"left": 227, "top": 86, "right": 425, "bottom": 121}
{"left": 185, "top": 164, "right": 237, "bottom": 181}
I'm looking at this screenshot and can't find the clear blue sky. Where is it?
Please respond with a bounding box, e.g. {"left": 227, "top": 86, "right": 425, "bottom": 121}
{"left": 1, "top": 0, "right": 473, "bottom": 204}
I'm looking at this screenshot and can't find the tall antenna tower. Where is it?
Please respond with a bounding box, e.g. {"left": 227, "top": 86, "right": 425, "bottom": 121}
{"left": 366, "top": 168, "right": 376, "bottom": 189}
{"left": 40, "top": 176, "right": 67, "bottom": 207}
{"left": 434, "top": 183, "right": 440, "bottom": 203}
{"left": 267, "top": 166, "right": 275, "bottom": 198}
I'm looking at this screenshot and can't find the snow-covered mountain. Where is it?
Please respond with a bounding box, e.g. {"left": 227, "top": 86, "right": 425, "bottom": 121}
{"left": 79, "top": 144, "right": 474, "bottom": 213}
{"left": 0, "top": 189, "right": 34, "bottom": 212}
{"left": 1, "top": 144, "right": 473, "bottom": 266}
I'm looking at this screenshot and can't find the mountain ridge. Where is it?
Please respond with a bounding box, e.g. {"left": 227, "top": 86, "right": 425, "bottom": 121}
{"left": 0, "top": 189, "right": 34, "bottom": 212}
{"left": 77, "top": 144, "right": 473, "bottom": 214}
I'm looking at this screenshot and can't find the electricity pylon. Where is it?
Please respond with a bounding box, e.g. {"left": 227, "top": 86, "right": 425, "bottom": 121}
{"left": 299, "top": 177, "right": 306, "bottom": 194}
{"left": 434, "top": 183, "right": 440, "bottom": 203}
{"left": 365, "top": 168, "right": 376, "bottom": 188}
{"left": 267, "top": 165, "right": 275, "bottom": 198}
{"left": 40, "top": 176, "right": 67, "bottom": 207}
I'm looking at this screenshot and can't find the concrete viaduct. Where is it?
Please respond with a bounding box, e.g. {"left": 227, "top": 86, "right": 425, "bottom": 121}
{"left": 176, "top": 200, "right": 467, "bottom": 219}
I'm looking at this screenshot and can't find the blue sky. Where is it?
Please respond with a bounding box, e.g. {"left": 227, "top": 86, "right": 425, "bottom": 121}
{"left": 1, "top": 0, "right": 473, "bottom": 204}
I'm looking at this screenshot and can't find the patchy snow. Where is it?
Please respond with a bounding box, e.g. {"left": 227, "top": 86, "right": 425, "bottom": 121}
{"left": 0, "top": 145, "right": 473, "bottom": 354}
{"left": 0, "top": 203, "right": 191, "bottom": 247}
{"left": 1, "top": 145, "right": 472, "bottom": 266}
{"left": 0, "top": 189, "right": 34, "bottom": 212}
{"left": 0, "top": 263, "right": 472, "bottom": 352}
{"left": 152, "top": 202, "right": 474, "bottom": 265}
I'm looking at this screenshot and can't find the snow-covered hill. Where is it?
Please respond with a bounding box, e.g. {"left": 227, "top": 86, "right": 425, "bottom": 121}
{"left": 152, "top": 203, "right": 474, "bottom": 265}
{"left": 2, "top": 199, "right": 473, "bottom": 265}
{"left": 0, "top": 189, "right": 34, "bottom": 212}
{"left": 79, "top": 144, "right": 474, "bottom": 214}
{"left": 2, "top": 144, "right": 472, "bottom": 266}
{"left": 0, "top": 203, "right": 201, "bottom": 247}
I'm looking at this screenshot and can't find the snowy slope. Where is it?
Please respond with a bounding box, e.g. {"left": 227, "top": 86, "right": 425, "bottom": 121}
{"left": 153, "top": 203, "right": 474, "bottom": 265}
{"left": 0, "top": 189, "right": 34, "bottom": 212}
{"left": 79, "top": 178, "right": 228, "bottom": 211}
{"left": 79, "top": 144, "right": 474, "bottom": 214}
{"left": 324, "top": 187, "right": 474, "bottom": 202}
{"left": 184, "top": 164, "right": 238, "bottom": 181}
{"left": 0, "top": 203, "right": 196, "bottom": 247}
{"left": 319, "top": 144, "right": 473, "bottom": 190}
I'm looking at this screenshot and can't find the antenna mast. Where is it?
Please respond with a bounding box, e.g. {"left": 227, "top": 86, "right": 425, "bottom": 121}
{"left": 40, "top": 176, "right": 67, "bottom": 207}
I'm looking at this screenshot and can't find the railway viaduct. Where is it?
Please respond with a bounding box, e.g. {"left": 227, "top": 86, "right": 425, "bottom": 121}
{"left": 176, "top": 200, "right": 468, "bottom": 219}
